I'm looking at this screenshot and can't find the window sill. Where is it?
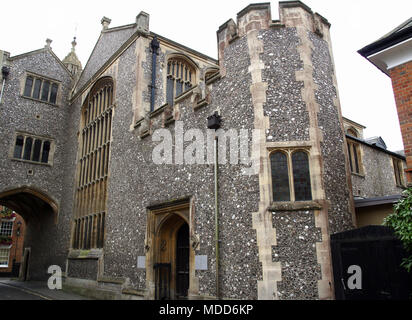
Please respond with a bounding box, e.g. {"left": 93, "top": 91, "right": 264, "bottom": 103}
{"left": 11, "top": 158, "right": 52, "bottom": 167}
{"left": 268, "top": 200, "right": 322, "bottom": 212}
{"left": 351, "top": 172, "right": 365, "bottom": 178}
{"left": 149, "top": 103, "right": 168, "bottom": 118}
{"left": 21, "top": 95, "right": 59, "bottom": 107}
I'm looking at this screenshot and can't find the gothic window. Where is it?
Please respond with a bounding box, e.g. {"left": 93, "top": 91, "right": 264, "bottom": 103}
{"left": 12, "top": 133, "right": 53, "bottom": 165}
{"left": 72, "top": 77, "right": 113, "bottom": 250}
{"left": 393, "top": 158, "right": 405, "bottom": 187}
{"left": 347, "top": 140, "right": 362, "bottom": 175}
{"left": 22, "top": 73, "right": 60, "bottom": 105}
{"left": 346, "top": 128, "right": 358, "bottom": 138}
{"left": 270, "top": 149, "right": 312, "bottom": 202}
{"left": 166, "top": 57, "right": 195, "bottom": 106}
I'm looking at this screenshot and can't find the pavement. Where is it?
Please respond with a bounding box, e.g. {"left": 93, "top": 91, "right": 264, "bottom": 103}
{"left": 0, "top": 278, "right": 91, "bottom": 300}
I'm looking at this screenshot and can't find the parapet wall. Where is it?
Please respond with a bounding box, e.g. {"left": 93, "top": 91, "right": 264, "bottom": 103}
{"left": 217, "top": 1, "right": 331, "bottom": 75}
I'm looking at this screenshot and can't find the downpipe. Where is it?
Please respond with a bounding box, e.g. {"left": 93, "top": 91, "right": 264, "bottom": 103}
{"left": 214, "top": 134, "right": 220, "bottom": 299}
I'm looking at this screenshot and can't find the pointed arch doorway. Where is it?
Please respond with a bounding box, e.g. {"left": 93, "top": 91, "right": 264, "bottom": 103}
{"left": 146, "top": 200, "right": 197, "bottom": 300}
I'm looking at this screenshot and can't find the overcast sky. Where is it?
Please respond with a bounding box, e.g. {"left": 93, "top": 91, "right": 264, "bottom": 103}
{"left": 1, "top": 0, "right": 411, "bottom": 151}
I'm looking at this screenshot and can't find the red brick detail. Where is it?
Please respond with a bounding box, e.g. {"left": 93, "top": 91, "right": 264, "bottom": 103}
{"left": 0, "top": 209, "right": 25, "bottom": 275}
{"left": 389, "top": 60, "right": 412, "bottom": 183}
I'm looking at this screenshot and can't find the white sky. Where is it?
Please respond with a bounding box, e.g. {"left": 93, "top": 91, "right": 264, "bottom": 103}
{"left": 1, "top": 0, "right": 411, "bottom": 151}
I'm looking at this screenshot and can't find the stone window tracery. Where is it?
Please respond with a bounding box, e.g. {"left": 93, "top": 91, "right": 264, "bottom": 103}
{"left": 166, "top": 57, "right": 195, "bottom": 106}
{"left": 72, "top": 77, "right": 113, "bottom": 250}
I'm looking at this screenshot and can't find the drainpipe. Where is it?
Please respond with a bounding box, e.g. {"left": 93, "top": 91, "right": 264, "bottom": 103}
{"left": 150, "top": 36, "right": 159, "bottom": 112}
{"left": 207, "top": 111, "right": 222, "bottom": 299}
{"left": 0, "top": 66, "right": 10, "bottom": 104}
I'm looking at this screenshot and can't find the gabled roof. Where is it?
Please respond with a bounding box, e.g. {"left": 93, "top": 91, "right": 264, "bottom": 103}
{"left": 9, "top": 47, "right": 72, "bottom": 78}
{"left": 72, "top": 19, "right": 219, "bottom": 101}
{"left": 74, "top": 24, "right": 137, "bottom": 91}
{"left": 346, "top": 134, "right": 405, "bottom": 160}
{"left": 364, "top": 136, "right": 387, "bottom": 150}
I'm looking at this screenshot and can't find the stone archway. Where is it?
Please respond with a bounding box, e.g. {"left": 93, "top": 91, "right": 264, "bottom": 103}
{"left": 0, "top": 186, "right": 59, "bottom": 280}
{"left": 0, "top": 186, "right": 58, "bottom": 224}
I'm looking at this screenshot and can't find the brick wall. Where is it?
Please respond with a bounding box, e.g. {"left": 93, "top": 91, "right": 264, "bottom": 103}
{"left": 389, "top": 60, "right": 412, "bottom": 184}
{"left": 0, "top": 208, "right": 25, "bottom": 275}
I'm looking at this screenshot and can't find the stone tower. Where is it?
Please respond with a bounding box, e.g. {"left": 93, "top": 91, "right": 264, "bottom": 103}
{"left": 217, "top": 1, "right": 355, "bottom": 299}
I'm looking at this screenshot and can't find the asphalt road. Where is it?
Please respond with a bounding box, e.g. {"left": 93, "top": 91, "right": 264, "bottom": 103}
{"left": 0, "top": 282, "right": 48, "bottom": 300}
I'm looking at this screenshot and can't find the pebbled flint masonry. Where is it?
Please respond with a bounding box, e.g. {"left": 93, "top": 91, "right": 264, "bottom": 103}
{"left": 0, "top": 2, "right": 358, "bottom": 300}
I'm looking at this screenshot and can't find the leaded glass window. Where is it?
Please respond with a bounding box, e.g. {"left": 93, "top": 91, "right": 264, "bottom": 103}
{"left": 270, "top": 149, "right": 313, "bottom": 202}
{"left": 22, "top": 74, "right": 59, "bottom": 104}
{"left": 23, "top": 76, "right": 33, "bottom": 97}
{"left": 292, "top": 151, "right": 312, "bottom": 201}
{"left": 271, "top": 152, "right": 290, "bottom": 202}
{"left": 13, "top": 135, "right": 24, "bottom": 159}
{"left": 12, "top": 133, "right": 53, "bottom": 165}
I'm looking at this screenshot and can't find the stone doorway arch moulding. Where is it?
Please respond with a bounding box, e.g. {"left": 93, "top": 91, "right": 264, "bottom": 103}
{"left": 144, "top": 197, "right": 199, "bottom": 300}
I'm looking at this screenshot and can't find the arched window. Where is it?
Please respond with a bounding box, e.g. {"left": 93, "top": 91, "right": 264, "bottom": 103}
{"left": 166, "top": 57, "right": 195, "bottom": 106}
{"left": 347, "top": 140, "right": 362, "bottom": 175}
{"left": 270, "top": 149, "right": 312, "bottom": 202}
{"left": 270, "top": 151, "right": 290, "bottom": 202}
{"left": 73, "top": 77, "right": 113, "bottom": 250}
{"left": 347, "top": 128, "right": 358, "bottom": 138}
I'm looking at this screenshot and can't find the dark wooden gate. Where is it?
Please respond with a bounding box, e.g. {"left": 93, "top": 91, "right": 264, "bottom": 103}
{"left": 331, "top": 225, "right": 412, "bottom": 300}
{"left": 176, "top": 223, "right": 189, "bottom": 299}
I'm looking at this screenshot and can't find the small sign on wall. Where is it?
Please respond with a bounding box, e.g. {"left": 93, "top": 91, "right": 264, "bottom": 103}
{"left": 195, "top": 255, "right": 208, "bottom": 270}
{"left": 137, "top": 256, "right": 146, "bottom": 269}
